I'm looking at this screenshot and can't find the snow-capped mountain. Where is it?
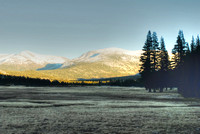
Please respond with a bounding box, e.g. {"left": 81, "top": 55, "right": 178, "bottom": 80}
{"left": 57, "top": 48, "right": 142, "bottom": 80}
{"left": 0, "top": 51, "right": 70, "bottom": 71}
{"left": 0, "top": 48, "right": 142, "bottom": 80}
{"left": 71, "top": 48, "right": 141, "bottom": 62}
{"left": 62, "top": 47, "right": 142, "bottom": 70}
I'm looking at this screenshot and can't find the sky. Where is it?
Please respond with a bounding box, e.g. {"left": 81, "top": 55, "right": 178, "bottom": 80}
{"left": 0, "top": 0, "right": 200, "bottom": 59}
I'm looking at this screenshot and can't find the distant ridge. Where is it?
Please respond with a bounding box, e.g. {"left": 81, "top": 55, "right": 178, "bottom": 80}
{"left": 0, "top": 51, "right": 70, "bottom": 71}
{"left": 0, "top": 48, "right": 142, "bottom": 80}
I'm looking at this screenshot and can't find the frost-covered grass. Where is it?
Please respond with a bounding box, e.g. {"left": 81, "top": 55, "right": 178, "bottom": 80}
{"left": 0, "top": 86, "right": 200, "bottom": 134}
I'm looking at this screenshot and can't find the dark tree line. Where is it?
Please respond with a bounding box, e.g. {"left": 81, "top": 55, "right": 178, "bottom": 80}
{"left": 140, "top": 30, "right": 200, "bottom": 98}
{"left": 0, "top": 72, "right": 145, "bottom": 87}
{"left": 0, "top": 75, "right": 68, "bottom": 87}
{"left": 0, "top": 74, "right": 144, "bottom": 87}
{"left": 109, "top": 79, "right": 143, "bottom": 87}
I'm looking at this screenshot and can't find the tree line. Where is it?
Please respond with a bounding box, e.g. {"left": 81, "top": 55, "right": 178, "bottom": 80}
{"left": 0, "top": 74, "right": 143, "bottom": 87}
{"left": 140, "top": 30, "right": 200, "bottom": 98}
{"left": 0, "top": 74, "right": 69, "bottom": 86}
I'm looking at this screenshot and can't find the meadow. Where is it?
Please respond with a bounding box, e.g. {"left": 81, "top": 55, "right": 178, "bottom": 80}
{"left": 0, "top": 86, "right": 200, "bottom": 134}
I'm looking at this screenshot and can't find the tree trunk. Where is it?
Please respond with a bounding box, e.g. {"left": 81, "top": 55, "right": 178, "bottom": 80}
{"left": 149, "top": 88, "right": 152, "bottom": 92}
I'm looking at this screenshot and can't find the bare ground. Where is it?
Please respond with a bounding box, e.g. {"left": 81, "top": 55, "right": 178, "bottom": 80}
{"left": 0, "top": 86, "right": 200, "bottom": 134}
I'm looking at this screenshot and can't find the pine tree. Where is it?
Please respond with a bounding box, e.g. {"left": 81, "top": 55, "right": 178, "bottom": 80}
{"left": 156, "top": 37, "right": 170, "bottom": 92}
{"left": 140, "top": 30, "right": 153, "bottom": 73}
{"left": 159, "top": 37, "right": 169, "bottom": 71}
{"left": 172, "top": 30, "right": 187, "bottom": 68}
{"left": 152, "top": 32, "right": 159, "bottom": 71}
{"left": 196, "top": 35, "right": 200, "bottom": 51}
{"left": 140, "top": 31, "right": 153, "bottom": 92}
{"left": 186, "top": 43, "right": 190, "bottom": 54}
{"left": 190, "top": 36, "right": 195, "bottom": 52}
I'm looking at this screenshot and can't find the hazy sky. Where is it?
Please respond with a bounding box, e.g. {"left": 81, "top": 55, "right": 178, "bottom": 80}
{"left": 0, "top": 0, "right": 200, "bottom": 59}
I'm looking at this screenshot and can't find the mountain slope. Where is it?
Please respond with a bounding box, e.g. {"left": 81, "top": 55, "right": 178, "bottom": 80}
{"left": 6, "top": 61, "right": 140, "bottom": 81}
{"left": 62, "top": 47, "right": 141, "bottom": 69}
{"left": 0, "top": 51, "right": 70, "bottom": 71}
{"left": 68, "top": 47, "right": 141, "bottom": 63}
{"left": 1, "top": 48, "right": 142, "bottom": 80}
{"left": 61, "top": 48, "right": 142, "bottom": 79}
{"left": 42, "top": 61, "right": 140, "bottom": 80}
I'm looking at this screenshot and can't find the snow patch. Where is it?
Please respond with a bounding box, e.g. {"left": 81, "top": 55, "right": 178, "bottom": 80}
{"left": 0, "top": 51, "right": 70, "bottom": 65}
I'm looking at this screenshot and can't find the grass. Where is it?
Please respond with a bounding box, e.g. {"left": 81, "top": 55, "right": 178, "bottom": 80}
{"left": 0, "top": 86, "right": 200, "bottom": 134}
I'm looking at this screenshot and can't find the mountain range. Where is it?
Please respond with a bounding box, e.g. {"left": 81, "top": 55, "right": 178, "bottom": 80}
{"left": 0, "top": 48, "right": 142, "bottom": 81}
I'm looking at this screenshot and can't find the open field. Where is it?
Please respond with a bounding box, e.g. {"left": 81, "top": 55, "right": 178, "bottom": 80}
{"left": 0, "top": 86, "right": 200, "bottom": 134}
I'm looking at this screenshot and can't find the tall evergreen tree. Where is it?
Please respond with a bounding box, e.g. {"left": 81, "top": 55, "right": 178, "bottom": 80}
{"left": 140, "top": 30, "right": 153, "bottom": 73}
{"left": 186, "top": 43, "right": 190, "bottom": 54}
{"left": 140, "top": 31, "right": 153, "bottom": 92}
{"left": 196, "top": 35, "right": 200, "bottom": 51}
{"left": 190, "top": 36, "right": 195, "bottom": 52}
{"left": 172, "top": 30, "right": 187, "bottom": 68}
{"left": 152, "top": 32, "right": 159, "bottom": 71}
{"left": 159, "top": 37, "right": 169, "bottom": 71}
{"left": 155, "top": 37, "right": 170, "bottom": 92}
